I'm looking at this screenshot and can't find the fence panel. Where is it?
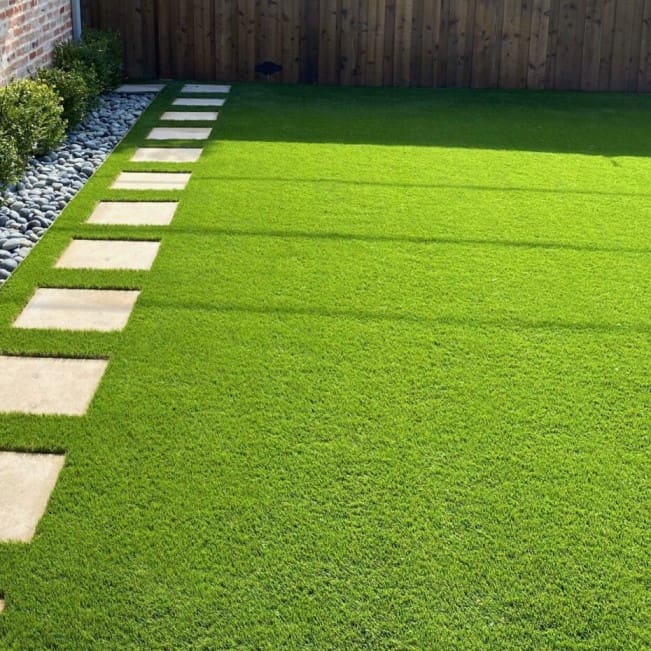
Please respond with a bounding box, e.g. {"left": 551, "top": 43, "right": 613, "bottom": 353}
{"left": 81, "top": 0, "right": 651, "bottom": 90}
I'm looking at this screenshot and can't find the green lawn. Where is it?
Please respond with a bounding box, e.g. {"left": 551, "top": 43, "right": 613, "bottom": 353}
{"left": 0, "top": 83, "right": 649, "bottom": 649}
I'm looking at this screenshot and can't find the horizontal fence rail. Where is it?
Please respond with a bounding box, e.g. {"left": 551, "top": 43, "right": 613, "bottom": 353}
{"left": 81, "top": 0, "right": 651, "bottom": 91}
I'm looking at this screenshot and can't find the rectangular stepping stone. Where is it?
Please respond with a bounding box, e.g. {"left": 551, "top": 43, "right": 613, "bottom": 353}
{"left": 115, "top": 84, "right": 165, "bottom": 93}
{"left": 111, "top": 172, "right": 191, "bottom": 191}
{"left": 160, "top": 111, "right": 218, "bottom": 122}
{"left": 55, "top": 240, "right": 161, "bottom": 270}
{"left": 131, "top": 148, "right": 202, "bottom": 163}
{"left": 173, "top": 97, "right": 225, "bottom": 107}
{"left": 147, "top": 127, "right": 211, "bottom": 141}
{"left": 14, "top": 289, "right": 141, "bottom": 332}
{"left": 181, "top": 84, "right": 230, "bottom": 94}
{"left": 0, "top": 357, "right": 108, "bottom": 416}
{"left": 0, "top": 452, "right": 65, "bottom": 542}
{"left": 88, "top": 202, "right": 178, "bottom": 226}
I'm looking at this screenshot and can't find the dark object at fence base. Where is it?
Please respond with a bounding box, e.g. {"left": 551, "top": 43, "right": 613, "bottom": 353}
{"left": 255, "top": 61, "right": 282, "bottom": 78}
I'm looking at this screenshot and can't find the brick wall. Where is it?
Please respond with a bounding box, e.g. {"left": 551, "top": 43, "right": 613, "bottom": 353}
{"left": 0, "top": 0, "right": 72, "bottom": 86}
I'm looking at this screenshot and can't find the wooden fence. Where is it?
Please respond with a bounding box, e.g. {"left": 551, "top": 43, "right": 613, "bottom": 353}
{"left": 81, "top": 0, "right": 651, "bottom": 91}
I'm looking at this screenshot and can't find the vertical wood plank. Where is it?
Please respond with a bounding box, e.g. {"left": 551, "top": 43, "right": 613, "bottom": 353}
{"left": 373, "top": 0, "right": 387, "bottom": 84}
{"left": 364, "top": 0, "right": 377, "bottom": 84}
{"left": 626, "top": 0, "right": 644, "bottom": 91}
{"left": 279, "top": 0, "right": 299, "bottom": 82}
{"left": 319, "top": 0, "right": 338, "bottom": 83}
{"left": 157, "top": 0, "right": 172, "bottom": 78}
{"left": 410, "top": 0, "right": 424, "bottom": 84}
{"left": 215, "top": 0, "right": 234, "bottom": 81}
{"left": 515, "top": 0, "right": 533, "bottom": 87}
{"left": 500, "top": 0, "right": 522, "bottom": 87}
{"left": 446, "top": 0, "right": 462, "bottom": 86}
{"left": 237, "top": 0, "right": 255, "bottom": 80}
{"left": 597, "top": 0, "right": 616, "bottom": 90}
{"left": 302, "top": 0, "right": 320, "bottom": 83}
{"left": 394, "top": 0, "right": 414, "bottom": 85}
{"left": 193, "top": 0, "right": 207, "bottom": 80}
{"left": 462, "top": 0, "right": 477, "bottom": 86}
{"left": 437, "top": 0, "right": 451, "bottom": 84}
{"left": 383, "top": 0, "right": 396, "bottom": 84}
{"left": 471, "top": 0, "right": 501, "bottom": 88}
{"left": 420, "top": 0, "right": 439, "bottom": 86}
{"left": 543, "top": 0, "right": 560, "bottom": 88}
{"left": 357, "top": 0, "right": 368, "bottom": 83}
{"left": 580, "top": 0, "right": 601, "bottom": 90}
{"left": 527, "top": 0, "right": 551, "bottom": 88}
{"left": 638, "top": 0, "right": 651, "bottom": 92}
{"left": 610, "top": 0, "right": 630, "bottom": 91}
{"left": 555, "top": 0, "right": 586, "bottom": 89}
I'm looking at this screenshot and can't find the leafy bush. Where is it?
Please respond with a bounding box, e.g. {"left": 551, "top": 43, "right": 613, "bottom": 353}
{"left": 53, "top": 28, "right": 124, "bottom": 94}
{"left": 37, "top": 66, "right": 92, "bottom": 128}
{"left": 0, "top": 129, "right": 25, "bottom": 186}
{"left": 0, "top": 79, "right": 66, "bottom": 158}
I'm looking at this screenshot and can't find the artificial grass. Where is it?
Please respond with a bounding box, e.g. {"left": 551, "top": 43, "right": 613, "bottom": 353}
{"left": 0, "top": 82, "right": 649, "bottom": 649}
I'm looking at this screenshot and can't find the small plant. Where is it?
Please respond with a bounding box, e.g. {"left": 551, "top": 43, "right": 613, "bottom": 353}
{"left": 37, "top": 66, "right": 93, "bottom": 128}
{"left": 0, "top": 79, "right": 66, "bottom": 159}
{"left": 53, "top": 28, "right": 124, "bottom": 94}
{"left": 0, "top": 129, "right": 24, "bottom": 186}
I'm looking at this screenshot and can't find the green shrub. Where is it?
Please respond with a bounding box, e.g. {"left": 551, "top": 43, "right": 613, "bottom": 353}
{"left": 53, "top": 28, "right": 124, "bottom": 94}
{"left": 37, "top": 66, "right": 92, "bottom": 128}
{"left": 0, "top": 129, "right": 25, "bottom": 187}
{"left": 0, "top": 79, "right": 66, "bottom": 158}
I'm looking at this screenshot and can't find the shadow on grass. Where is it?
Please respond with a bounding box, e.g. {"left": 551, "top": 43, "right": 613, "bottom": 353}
{"left": 151, "top": 226, "right": 651, "bottom": 257}
{"left": 193, "top": 175, "right": 651, "bottom": 198}
{"left": 147, "top": 300, "right": 651, "bottom": 336}
{"left": 221, "top": 84, "right": 651, "bottom": 158}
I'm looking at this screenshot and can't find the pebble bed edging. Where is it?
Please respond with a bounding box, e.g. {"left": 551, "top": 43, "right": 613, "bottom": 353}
{"left": 0, "top": 91, "right": 155, "bottom": 285}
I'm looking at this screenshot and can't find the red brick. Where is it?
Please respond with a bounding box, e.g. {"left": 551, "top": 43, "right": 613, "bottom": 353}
{"left": 1, "top": 0, "right": 73, "bottom": 84}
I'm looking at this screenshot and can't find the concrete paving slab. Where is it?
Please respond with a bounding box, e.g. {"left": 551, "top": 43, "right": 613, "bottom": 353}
{"left": 88, "top": 202, "right": 178, "bottom": 226}
{"left": 161, "top": 111, "right": 218, "bottom": 121}
{"left": 131, "top": 148, "right": 203, "bottom": 163}
{"left": 173, "top": 97, "right": 225, "bottom": 107}
{"left": 14, "top": 289, "right": 141, "bottom": 332}
{"left": 0, "top": 452, "right": 65, "bottom": 542}
{"left": 147, "top": 127, "right": 212, "bottom": 140}
{"left": 0, "top": 357, "right": 108, "bottom": 416}
{"left": 55, "top": 239, "right": 161, "bottom": 270}
{"left": 115, "top": 84, "right": 165, "bottom": 93}
{"left": 181, "top": 84, "right": 230, "bottom": 94}
{"left": 111, "top": 172, "right": 191, "bottom": 190}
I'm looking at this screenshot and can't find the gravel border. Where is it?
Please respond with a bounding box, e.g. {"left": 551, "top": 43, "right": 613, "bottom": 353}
{"left": 0, "top": 91, "right": 155, "bottom": 285}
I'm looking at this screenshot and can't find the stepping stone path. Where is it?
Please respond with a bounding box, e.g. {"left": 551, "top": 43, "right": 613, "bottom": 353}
{"left": 0, "top": 452, "right": 65, "bottom": 542}
{"left": 56, "top": 239, "right": 161, "bottom": 270}
{"left": 111, "top": 172, "right": 191, "bottom": 190}
{"left": 161, "top": 111, "right": 218, "bottom": 122}
{"left": 0, "top": 356, "right": 108, "bottom": 416}
{"left": 147, "top": 127, "right": 212, "bottom": 141}
{"left": 173, "top": 97, "right": 225, "bottom": 107}
{"left": 14, "top": 288, "right": 141, "bottom": 332}
{"left": 88, "top": 202, "right": 178, "bottom": 226}
{"left": 181, "top": 84, "right": 231, "bottom": 94}
{"left": 0, "top": 81, "right": 230, "bottom": 610}
{"left": 115, "top": 84, "right": 166, "bottom": 93}
{"left": 131, "top": 148, "right": 203, "bottom": 163}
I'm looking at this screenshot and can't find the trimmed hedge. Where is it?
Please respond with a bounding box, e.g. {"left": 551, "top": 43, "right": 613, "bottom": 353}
{"left": 0, "top": 129, "right": 24, "bottom": 186}
{"left": 53, "top": 29, "right": 124, "bottom": 94}
{"left": 0, "top": 79, "right": 66, "bottom": 159}
{"left": 37, "top": 66, "right": 93, "bottom": 128}
{"left": 0, "top": 28, "right": 125, "bottom": 187}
